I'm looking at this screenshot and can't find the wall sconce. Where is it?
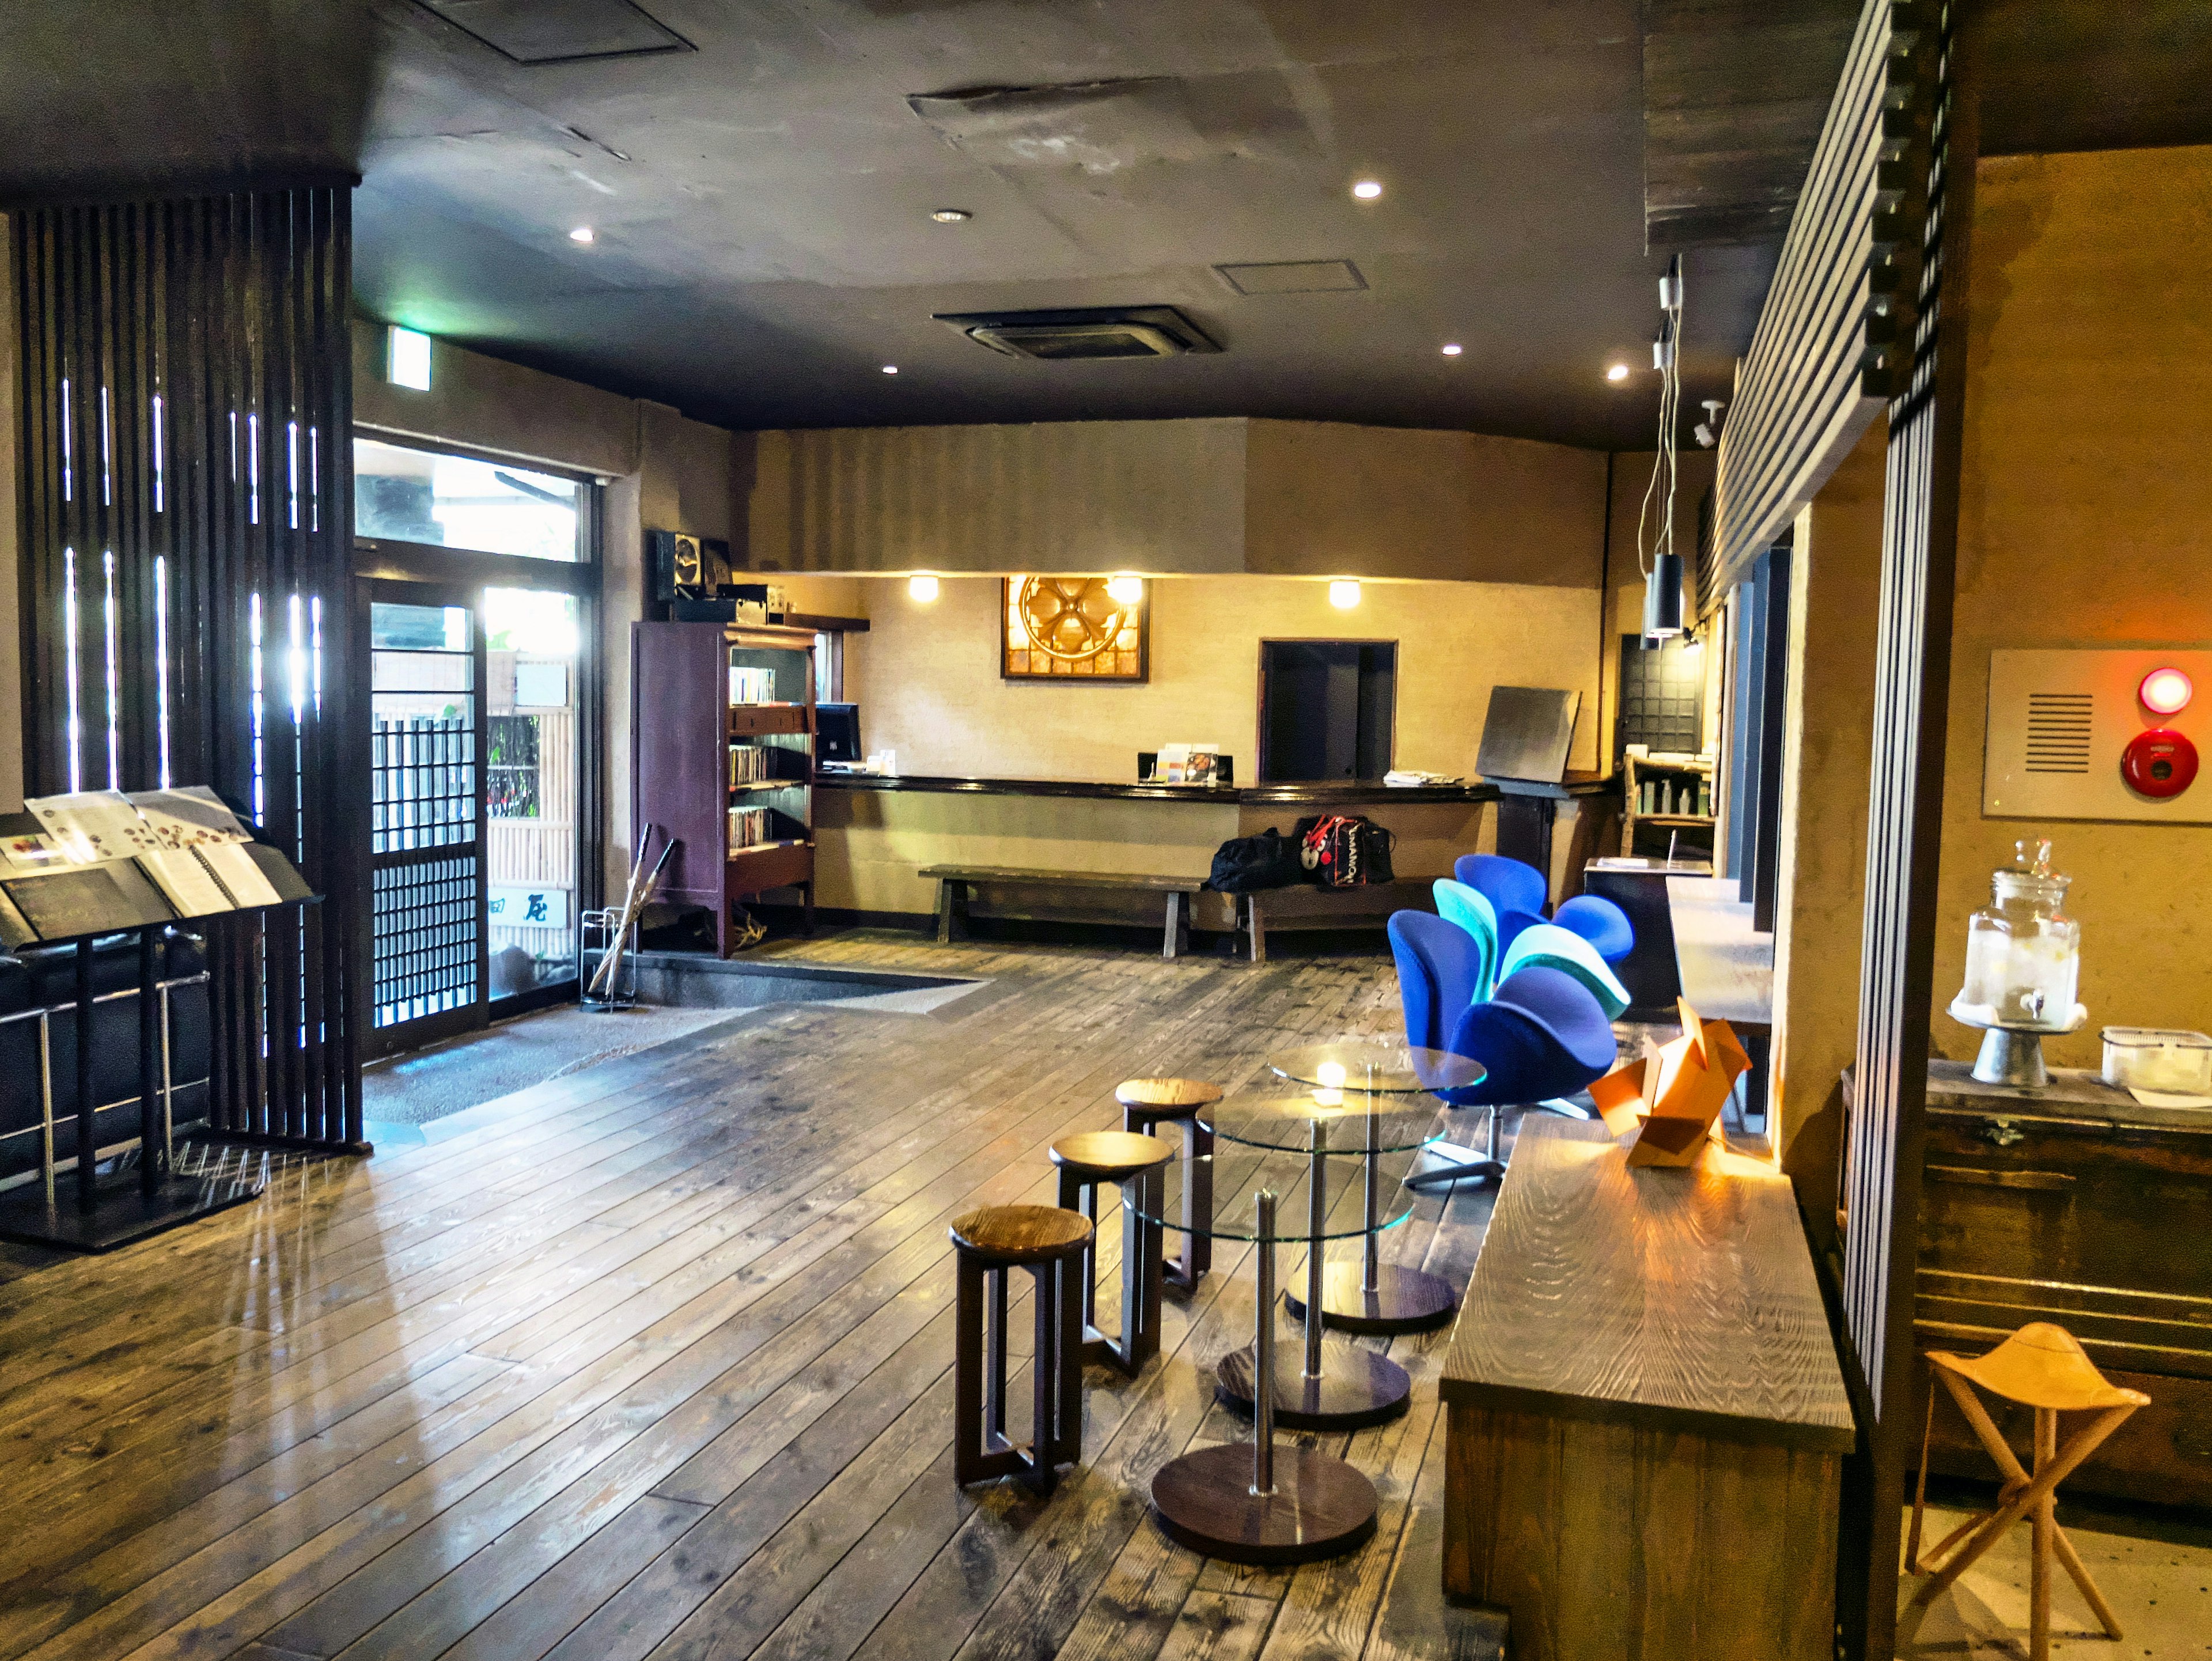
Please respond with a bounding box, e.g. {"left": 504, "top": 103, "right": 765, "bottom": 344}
{"left": 1328, "top": 580, "right": 1362, "bottom": 610}
{"left": 1105, "top": 574, "right": 1145, "bottom": 605}
{"left": 908, "top": 574, "right": 940, "bottom": 602}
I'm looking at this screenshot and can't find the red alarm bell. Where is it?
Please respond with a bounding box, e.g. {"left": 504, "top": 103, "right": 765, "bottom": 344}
{"left": 2122, "top": 728, "right": 2199, "bottom": 799}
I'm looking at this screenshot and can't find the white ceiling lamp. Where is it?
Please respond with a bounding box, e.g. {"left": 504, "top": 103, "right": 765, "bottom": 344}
{"left": 1607, "top": 362, "right": 1630, "bottom": 383}
{"left": 1328, "top": 580, "right": 1362, "bottom": 609}
{"left": 930, "top": 208, "right": 972, "bottom": 223}
{"left": 569, "top": 226, "right": 595, "bottom": 244}
{"left": 881, "top": 365, "right": 899, "bottom": 375}
{"left": 1351, "top": 179, "right": 1383, "bottom": 200}
{"left": 908, "top": 574, "right": 940, "bottom": 602}
{"left": 1441, "top": 343, "right": 1463, "bottom": 357}
{"left": 1105, "top": 574, "right": 1144, "bottom": 605}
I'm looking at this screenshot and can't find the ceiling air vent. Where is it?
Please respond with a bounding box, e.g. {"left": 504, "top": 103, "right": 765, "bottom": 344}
{"left": 411, "top": 0, "right": 693, "bottom": 64}
{"left": 1214, "top": 260, "right": 1367, "bottom": 296}
{"left": 933, "top": 307, "right": 1222, "bottom": 361}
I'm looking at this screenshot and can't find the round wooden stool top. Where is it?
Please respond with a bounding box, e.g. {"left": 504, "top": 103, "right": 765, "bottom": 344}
{"left": 1115, "top": 1077, "right": 1224, "bottom": 1115}
{"left": 948, "top": 1204, "right": 1094, "bottom": 1264}
{"left": 1049, "top": 1130, "right": 1176, "bottom": 1182}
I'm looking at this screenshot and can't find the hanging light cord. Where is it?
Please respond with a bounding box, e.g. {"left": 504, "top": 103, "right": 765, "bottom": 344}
{"left": 1635, "top": 255, "right": 1685, "bottom": 578}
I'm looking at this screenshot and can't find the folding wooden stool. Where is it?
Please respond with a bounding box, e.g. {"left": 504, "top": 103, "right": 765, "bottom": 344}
{"left": 1907, "top": 1321, "right": 2150, "bottom": 1661}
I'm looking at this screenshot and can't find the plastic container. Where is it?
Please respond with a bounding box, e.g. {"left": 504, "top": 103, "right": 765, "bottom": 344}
{"left": 2101, "top": 1027, "right": 2212, "bottom": 1095}
{"left": 1958, "top": 839, "right": 2081, "bottom": 1027}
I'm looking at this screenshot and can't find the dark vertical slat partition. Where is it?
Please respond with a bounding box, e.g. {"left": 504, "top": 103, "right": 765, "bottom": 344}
{"left": 12, "top": 184, "right": 365, "bottom": 1152}
{"left": 1838, "top": 5, "right": 1975, "bottom": 1658}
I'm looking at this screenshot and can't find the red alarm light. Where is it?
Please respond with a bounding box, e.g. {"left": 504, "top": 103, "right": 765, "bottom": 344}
{"left": 2122, "top": 728, "right": 2199, "bottom": 798}
{"left": 2139, "top": 666, "right": 2194, "bottom": 716}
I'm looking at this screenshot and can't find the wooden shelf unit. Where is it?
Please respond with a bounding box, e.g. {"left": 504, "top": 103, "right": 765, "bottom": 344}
{"left": 632, "top": 619, "right": 817, "bottom": 954}
{"left": 1619, "top": 751, "right": 1716, "bottom": 857}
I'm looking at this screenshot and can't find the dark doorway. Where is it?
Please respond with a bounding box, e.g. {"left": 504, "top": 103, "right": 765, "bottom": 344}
{"left": 1259, "top": 641, "right": 1397, "bottom": 782}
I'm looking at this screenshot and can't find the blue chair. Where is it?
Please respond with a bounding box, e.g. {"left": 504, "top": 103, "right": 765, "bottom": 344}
{"left": 1431, "top": 879, "right": 1501, "bottom": 1002}
{"left": 1455, "top": 852, "right": 1635, "bottom": 966}
{"left": 1389, "top": 912, "right": 1620, "bottom": 1191}
{"left": 1499, "top": 922, "right": 1631, "bottom": 1021}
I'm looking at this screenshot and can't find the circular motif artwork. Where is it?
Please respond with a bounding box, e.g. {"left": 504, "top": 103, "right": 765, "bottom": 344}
{"left": 1016, "top": 576, "right": 1137, "bottom": 662}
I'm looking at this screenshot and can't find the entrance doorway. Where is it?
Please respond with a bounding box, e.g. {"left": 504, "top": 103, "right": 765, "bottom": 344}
{"left": 362, "top": 581, "right": 587, "bottom": 1058}
{"left": 1259, "top": 640, "right": 1397, "bottom": 782}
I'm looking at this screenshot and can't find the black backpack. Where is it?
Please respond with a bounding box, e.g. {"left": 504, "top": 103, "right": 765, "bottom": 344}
{"left": 1205, "top": 827, "right": 1306, "bottom": 894}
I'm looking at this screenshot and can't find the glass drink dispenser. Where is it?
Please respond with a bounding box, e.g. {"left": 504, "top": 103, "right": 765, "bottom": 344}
{"left": 1950, "top": 839, "right": 2086, "bottom": 1086}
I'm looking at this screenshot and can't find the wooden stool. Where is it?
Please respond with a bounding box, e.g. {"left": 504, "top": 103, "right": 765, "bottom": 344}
{"left": 948, "top": 1205, "right": 1093, "bottom": 1491}
{"left": 1115, "top": 1077, "right": 1221, "bottom": 1292}
{"left": 1049, "top": 1130, "right": 1175, "bottom": 1375}
{"left": 1907, "top": 1322, "right": 2150, "bottom": 1660}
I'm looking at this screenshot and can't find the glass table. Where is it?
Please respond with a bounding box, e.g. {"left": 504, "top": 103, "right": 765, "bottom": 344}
{"left": 1262, "top": 1043, "right": 1490, "bottom": 1331}
{"left": 1137, "top": 1153, "right": 1392, "bottom": 1565}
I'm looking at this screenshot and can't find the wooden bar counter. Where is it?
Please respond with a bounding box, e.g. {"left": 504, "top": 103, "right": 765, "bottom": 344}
{"left": 1440, "top": 1119, "right": 1853, "bottom": 1661}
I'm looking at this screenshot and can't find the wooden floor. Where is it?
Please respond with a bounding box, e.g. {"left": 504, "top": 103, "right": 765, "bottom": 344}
{"left": 0, "top": 933, "right": 1514, "bottom": 1661}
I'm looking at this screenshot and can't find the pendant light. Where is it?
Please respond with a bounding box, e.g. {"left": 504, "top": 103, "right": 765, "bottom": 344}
{"left": 1638, "top": 255, "right": 1686, "bottom": 642}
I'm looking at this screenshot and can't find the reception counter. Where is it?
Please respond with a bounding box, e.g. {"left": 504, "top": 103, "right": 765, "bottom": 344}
{"left": 809, "top": 772, "right": 1615, "bottom": 924}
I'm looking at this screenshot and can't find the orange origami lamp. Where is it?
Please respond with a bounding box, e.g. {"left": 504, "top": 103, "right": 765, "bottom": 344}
{"left": 1589, "top": 999, "right": 1752, "bottom": 1167}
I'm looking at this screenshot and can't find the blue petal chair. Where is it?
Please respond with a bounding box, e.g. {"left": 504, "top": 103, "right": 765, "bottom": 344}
{"left": 1455, "top": 852, "right": 1635, "bottom": 966}
{"left": 1431, "top": 879, "right": 1501, "bottom": 1002}
{"left": 1389, "top": 913, "right": 1620, "bottom": 1190}
{"left": 1499, "top": 922, "right": 1632, "bottom": 1021}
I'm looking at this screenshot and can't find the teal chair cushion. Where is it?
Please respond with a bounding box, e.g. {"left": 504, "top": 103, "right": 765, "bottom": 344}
{"left": 1431, "top": 879, "right": 1500, "bottom": 1003}
{"left": 1498, "top": 922, "right": 1631, "bottom": 1021}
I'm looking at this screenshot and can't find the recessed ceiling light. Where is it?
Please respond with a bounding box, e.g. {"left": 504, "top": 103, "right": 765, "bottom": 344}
{"left": 1105, "top": 574, "right": 1144, "bottom": 605}
{"left": 1328, "top": 580, "right": 1362, "bottom": 609}
{"left": 1351, "top": 179, "right": 1383, "bottom": 200}
{"left": 908, "top": 574, "right": 940, "bottom": 602}
{"left": 569, "top": 226, "right": 595, "bottom": 244}
{"left": 881, "top": 365, "right": 899, "bottom": 375}
{"left": 931, "top": 208, "right": 972, "bottom": 223}
{"left": 1441, "top": 343, "right": 1463, "bottom": 357}
{"left": 1607, "top": 362, "right": 1631, "bottom": 382}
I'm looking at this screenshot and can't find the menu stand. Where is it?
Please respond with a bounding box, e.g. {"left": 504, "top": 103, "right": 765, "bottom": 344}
{"left": 0, "top": 797, "right": 317, "bottom": 1253}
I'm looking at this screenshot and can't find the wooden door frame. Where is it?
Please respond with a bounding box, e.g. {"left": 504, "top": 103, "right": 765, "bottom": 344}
{"left": 1255, "top": 637, "right": 1401, "bottom": 784}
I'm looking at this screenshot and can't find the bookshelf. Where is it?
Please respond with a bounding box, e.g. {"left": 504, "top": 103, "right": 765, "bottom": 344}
{"left": 632, "top": 620, "right": 817, "bottom": 955}
{"left": 1620, "top": 751, "right": 1716, "bottom": 859}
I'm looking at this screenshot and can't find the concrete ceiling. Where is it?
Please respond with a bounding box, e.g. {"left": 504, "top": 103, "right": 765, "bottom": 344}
{"left": 3, "top": 2, "right": 2206, "bottom": 449}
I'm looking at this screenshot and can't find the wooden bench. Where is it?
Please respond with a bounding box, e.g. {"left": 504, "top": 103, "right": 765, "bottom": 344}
{"left": 1239, "top": 878, "right": 1436, "bottom": 964}
{"left": 1440, "top": 1118, "right": 1853, "bottom": 1661}
{"left": 921, "top": 866, "right": 1203, "bottom": 959}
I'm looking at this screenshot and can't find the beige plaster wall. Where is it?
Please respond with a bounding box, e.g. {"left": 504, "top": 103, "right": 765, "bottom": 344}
{"left": 1934, "top": 146, "right": 2212, "bottom": 1068}
{"left": 1770, "top": 418, "right": 1885, "bottom": 1238}
{"left": 839, "top": 572, "right": 1605, "bottom": 783}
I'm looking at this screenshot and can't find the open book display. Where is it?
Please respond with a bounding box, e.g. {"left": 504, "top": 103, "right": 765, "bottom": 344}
{"left": 1589, "top": 998, "right": 1753, "bottom": 1168}
{"left": 0, "top": 788, "right": 315, "bottom": 947}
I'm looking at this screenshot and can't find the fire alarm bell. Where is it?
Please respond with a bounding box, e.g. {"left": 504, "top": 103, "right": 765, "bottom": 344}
{"left": 2122, "top": 728, "right": 2199, "bottom": 799}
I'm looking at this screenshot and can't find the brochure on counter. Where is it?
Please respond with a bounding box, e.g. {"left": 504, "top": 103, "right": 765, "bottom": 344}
{"left": 0, "top": 787, "right": 313, "bottom": 943}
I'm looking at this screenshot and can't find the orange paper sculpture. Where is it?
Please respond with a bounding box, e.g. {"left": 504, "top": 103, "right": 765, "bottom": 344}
{"left": 1588, "top": 998, "right": 1752, "bottom": 1167}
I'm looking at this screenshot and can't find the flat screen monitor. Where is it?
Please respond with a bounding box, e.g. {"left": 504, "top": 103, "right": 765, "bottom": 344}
{"left": 1475, "top": 686, "right": 1581, "bottom": 784}
{"left": 817, "top": 702, "right": 861, "bottom": 763}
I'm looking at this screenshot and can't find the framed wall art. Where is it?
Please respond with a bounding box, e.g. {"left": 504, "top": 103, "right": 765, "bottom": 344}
{"left": 1001, "top": 576, "right": 1150, "bottom": 682}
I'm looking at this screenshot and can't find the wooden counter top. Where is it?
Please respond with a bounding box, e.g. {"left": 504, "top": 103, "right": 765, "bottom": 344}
{"left": 1442, "top": 1118, "right": 1852, "bottom": 1451}
{"left": 817, "top": 771, "right": 1615, "bottom": 807}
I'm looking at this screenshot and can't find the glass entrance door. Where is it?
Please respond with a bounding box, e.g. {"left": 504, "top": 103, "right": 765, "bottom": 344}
{"left": 366, "top": 589, "right": 486, "bottom": 1057}
{"left": 484, "top": 587, "right": 582, "bottom": 1004}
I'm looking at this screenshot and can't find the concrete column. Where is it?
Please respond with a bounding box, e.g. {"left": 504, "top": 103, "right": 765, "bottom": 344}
{"left": 1770, "top": 417, "right": 1887, "bottom": 1253}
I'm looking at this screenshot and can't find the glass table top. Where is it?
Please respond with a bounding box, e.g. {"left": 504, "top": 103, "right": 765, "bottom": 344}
{"left": 1124, "top": 1147, "right": 1419, "bottom": 1243}
{"left": 1206, "top": 1089, "right": 1445, "bottom": 1155}
{"left": 1267, "top": 1041, "right": 1484, "bottom": 1095}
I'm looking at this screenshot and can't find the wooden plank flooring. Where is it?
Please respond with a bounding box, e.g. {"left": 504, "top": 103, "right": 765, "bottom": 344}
{"left": 0, "top": 933, "right": 1513, "bottom": 1661}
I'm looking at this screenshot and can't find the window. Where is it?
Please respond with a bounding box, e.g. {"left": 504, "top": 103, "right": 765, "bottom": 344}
{"left": 355, "top": 436, "right": 588, "bottom": 562}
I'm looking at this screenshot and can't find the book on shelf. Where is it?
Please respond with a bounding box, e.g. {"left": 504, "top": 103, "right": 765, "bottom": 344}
{"left": 728, "top": 665, "right": 777, "bottom": 705}
{"left": 727, "top": 804, "right": 774, "bottom": 848}
{"left": 729, "top": 744, "right": 776, "bottom": 784}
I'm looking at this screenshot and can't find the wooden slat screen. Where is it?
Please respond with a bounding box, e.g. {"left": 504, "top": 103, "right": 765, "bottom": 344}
{"left": 12, "top": 186, "right": 365, "bottom": 1149}
{"left": 1703, "top": 0, "right": 1934, "bottom": 611}
{"left": 1837, "top": 5, "right": 1971, "bottom": 1656}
